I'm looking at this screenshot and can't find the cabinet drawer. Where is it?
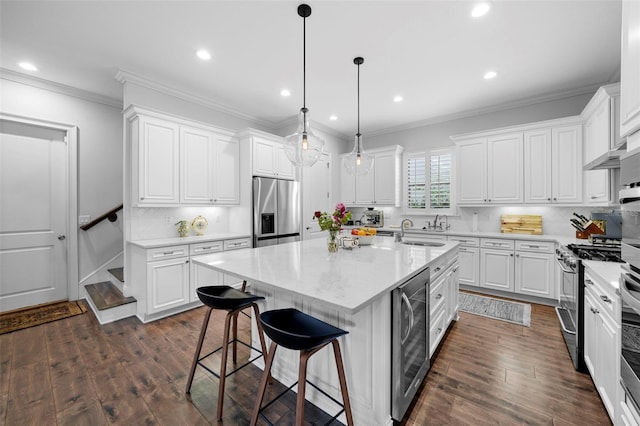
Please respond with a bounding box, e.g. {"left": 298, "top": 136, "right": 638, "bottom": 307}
{"left": 224, "top": 238, "right": 251, "bottom": 251}
{"left": 430, "top": 305, "right": 447, "bottom": 357}
{"left": 448, "top": 236, "right": 480, "bottom": 247}
{"left": 481, "top": 238, "right": 514, "bottom": 250}
{"left": 147, "top": 245, "right": 189, "bottom": 261}
{"left": 430, "top": 276, "right": 446, "bottom": 316}
{"left": 584, "top": 272, "right": 618, "bottom": 319}
{"left": 430, "top": 257, "right": 447, "bottom": 280}
{"left": 190, "top": 241, "right": 224, "bottom": 256}
{"left": 515, "top": 240, "right": 555, "bottom": 253}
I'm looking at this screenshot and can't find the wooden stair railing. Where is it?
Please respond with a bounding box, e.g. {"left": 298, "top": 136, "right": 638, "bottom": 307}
{"left": 80, "top": 204, "right": 123, "bottom": 231}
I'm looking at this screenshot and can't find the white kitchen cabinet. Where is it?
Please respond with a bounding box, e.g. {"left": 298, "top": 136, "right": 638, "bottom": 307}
{"left": 127, "top": 108, "right": 240, "bottom": 206}
{"left": 456, "top": 133, "right": 523, "bottom": 204}
{"left": 129, "top": 236, "right": 251, "bottom": 322}
{"left": 514, "top": 241, "right": 555, "bottom": 299}
{"left": 454, "top": 118, "right": 582, "bottom": 206}
{"left": 551, "top": 125, "right": 583, "bottom": 204}
{"left": 487, "top": 133, "right": 523, "bottom": 203}
{"left": 212, "top": 134, "right": 240, "bottom": 204}
{"left": 252, "top": 135, "right": 295, "bottom": 180}
{"left": 620, "top": 0, "right": 640, "bottom": 141}
{"left": 147, "top": 254, "right": 190, "bottom": 314}
{"left": 180, "top": 126, "right": 214, "bottom": 204}
{"left": 582, "top": 84, "right": 621, "bottom": 205}
{"left": 523, "top": 125, "right": 582, "bottom": 204}
{"left": 341, "top": 145, "right": 403, "bottom": 207}
{"left": 135, "top": 115, "right": 180, "bottom": 205}
{"left": 583, "top": 267, "right": 620, "bottom": 422}
{"left": 456, "top": 138, "right": 487, "bottom": 204}
{"left": 429, "top": 250, "right": 459, "bottom": 358}
{"left": 448, "top": 236, "right": 479, "bottom": 287}
{"left": 479, "top": 238, "right": 515, "bottom": 292}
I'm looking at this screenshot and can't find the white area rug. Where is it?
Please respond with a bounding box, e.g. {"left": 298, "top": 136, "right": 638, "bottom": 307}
{"left": 458, "top": 292, "right": 531, "bottom": 327}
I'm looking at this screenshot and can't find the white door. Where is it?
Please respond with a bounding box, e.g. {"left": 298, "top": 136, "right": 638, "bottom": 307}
{"left": 0, "top": 121, "right": 68, "bottom": 312}
{"left": 302, "top": 153, "right": 331, "bottom": 240}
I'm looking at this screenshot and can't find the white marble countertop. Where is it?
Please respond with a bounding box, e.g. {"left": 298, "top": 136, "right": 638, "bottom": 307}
{"left": 583, "top": 260, "right": 623, "bottom": 291}
{"left": 192, "top": 236, "right": 459, "bottom": 315}
{"left": 129, "top": 232, "right": 251, "bottom": 249}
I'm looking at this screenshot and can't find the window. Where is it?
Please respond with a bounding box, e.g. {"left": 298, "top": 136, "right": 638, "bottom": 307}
{"left": 406, "top": 148, "right": 454, "bottom": 214}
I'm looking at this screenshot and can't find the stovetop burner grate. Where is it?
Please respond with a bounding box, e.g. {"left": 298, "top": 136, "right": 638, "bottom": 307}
{"left": 567, "top": 243, "right": 623, "bottom": 262}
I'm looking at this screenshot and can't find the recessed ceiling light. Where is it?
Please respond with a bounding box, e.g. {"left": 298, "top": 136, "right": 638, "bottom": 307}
{"left": 18, "top": 61, "right": 38, "bottom": 72}
{"left": 196, "top": 49, "right": 211, "bottom": 61}
{"left": 280, "top": 89, "right": 291, "bottom": 97}
{"left": 471, "top": 2, "right": 491, "bottom": 18}
{"left": 329, "top": 115, "right": 337, "bottom": 121}
{"left": 484, "top": 70, "right": 497, "bottom": 80}
{"left": 393, "top": 95, "right": 404, "bottom": 103}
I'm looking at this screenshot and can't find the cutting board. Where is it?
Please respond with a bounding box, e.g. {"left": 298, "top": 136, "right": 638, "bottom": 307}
{"left": 500, "top": 215, "right": 542, "bottom": 235}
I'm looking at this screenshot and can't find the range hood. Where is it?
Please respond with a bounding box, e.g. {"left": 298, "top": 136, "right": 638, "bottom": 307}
{"left": 583, "top": 141, "right": 627, "bottom": 171}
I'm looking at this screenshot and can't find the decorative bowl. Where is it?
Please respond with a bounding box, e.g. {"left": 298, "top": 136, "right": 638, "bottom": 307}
{"left": 356, "top": 235, "right": 375, "bottom": 245}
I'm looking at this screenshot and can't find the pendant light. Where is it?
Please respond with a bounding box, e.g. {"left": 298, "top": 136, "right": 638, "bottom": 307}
{"left": 343, "top": 57, "right": 374, "bottom": 176}
{"left": 283, "top": 4, "right": 324, "bottom": 168}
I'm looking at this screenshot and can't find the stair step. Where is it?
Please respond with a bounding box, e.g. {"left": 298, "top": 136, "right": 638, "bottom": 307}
{"left": 85, "top": 281, "right": 135, "bottom": 311}
{"left": 108, "top": 267, "right": 124, "bottom": 283}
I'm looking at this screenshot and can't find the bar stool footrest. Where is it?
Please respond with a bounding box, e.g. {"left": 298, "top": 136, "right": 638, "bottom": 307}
{"left": 196, "top": 338, "right": 265, "bottom": 379}
{"left": 257, "top": 378, "right": 348, "bottom": 426}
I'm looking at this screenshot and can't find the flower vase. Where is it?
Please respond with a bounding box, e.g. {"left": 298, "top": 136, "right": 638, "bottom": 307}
{"left": 327, "top": 230, "right": 338, "bottom": 253}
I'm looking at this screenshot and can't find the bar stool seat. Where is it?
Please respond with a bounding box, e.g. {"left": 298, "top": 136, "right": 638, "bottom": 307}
{"left": 186, "top": 284, "right": 270, "bottom": 421}
{"left": 251, "top": 308, "right": 354, "bottom": 426}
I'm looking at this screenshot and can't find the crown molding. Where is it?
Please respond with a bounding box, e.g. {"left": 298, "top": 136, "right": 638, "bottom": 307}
{"left": 1, "top": 68, "right": 123, "bottom": 108}
{"left": 367, "top": 82, "right": 605, "bottom": 138}
{"left": 115, "top": 69, "right": 275, "bottom": 130}
{"left": 273, "top": 114, "right": 350, "bottom": 141}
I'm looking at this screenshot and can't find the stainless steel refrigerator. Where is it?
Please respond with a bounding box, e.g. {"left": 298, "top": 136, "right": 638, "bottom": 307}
{"left": 252, "top": 177, "right": 301, "bottom": 247}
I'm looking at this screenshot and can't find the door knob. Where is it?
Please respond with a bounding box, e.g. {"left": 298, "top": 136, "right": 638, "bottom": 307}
{"left": 58, "top": 235, "right": 66, "bottom": 240}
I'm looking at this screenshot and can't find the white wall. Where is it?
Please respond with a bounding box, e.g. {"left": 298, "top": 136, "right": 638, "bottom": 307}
{"left": 1, "top": 76, "right": 124, "bottom": 282}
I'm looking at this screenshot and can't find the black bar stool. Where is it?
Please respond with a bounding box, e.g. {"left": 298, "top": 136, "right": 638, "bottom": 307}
{"left": 185, "top": 282, "right": 270, "bottom": 421}
{"left": 250, "top": 308, "right": 354, "bottom": 426}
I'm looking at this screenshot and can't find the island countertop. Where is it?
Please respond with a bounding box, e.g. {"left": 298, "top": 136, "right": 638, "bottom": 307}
{"left": 192, "top": 236, "right": 459, "bottom": 315}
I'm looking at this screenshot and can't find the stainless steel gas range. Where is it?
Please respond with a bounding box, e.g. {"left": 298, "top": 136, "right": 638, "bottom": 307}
{"left": 555, "top": 238, "right": 623, "bottom": 372}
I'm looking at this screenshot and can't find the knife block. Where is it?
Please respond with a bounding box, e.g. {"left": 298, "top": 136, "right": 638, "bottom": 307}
{"left": 576, "top": 222, "right": 605, "bottom": 239}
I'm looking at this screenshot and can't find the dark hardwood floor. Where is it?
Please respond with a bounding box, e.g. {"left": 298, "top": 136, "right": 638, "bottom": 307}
{"left": 0, "top": 298, "right": 611, "bottom": 425}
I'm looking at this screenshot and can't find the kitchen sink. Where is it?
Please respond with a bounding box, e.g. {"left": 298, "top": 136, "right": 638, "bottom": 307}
{"left": 401, "top": 241, "right": 445, "bottom": 247}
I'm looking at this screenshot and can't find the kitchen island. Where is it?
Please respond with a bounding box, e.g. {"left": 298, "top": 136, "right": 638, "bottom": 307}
{"left": 192, "top": 236, "right": 459, "bottom": 425}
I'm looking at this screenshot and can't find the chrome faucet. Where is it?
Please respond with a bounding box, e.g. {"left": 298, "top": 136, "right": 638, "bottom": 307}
{"left": 433, "top": 215, "right": 439, "bottom": 229}
{"left": 400, "top": 218, "right": 413, "bottom": 239}
{"left": 439, "top": 215, "right": 449, "bottom": 230}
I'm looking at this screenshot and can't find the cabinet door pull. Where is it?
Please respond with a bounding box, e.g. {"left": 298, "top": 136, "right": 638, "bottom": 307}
{"left": 585, "top": 279, "right": 594, "bottom": 286}
{"left": 185, "top": 260, "right": 189, "bottom": 264}
{"left": 600, "top": 295, "right": 612, "bottom": 304}
{"left": 163, "top": 251, "right": 175, "bottom": 255}
{"left": 436, "top": 293, "right": 443, "bottom": 299}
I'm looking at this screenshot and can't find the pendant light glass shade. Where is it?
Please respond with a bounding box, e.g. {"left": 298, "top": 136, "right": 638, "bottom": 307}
{"left": 344, "top": 133, "right": 374, "bottom": 176}
{"left": 284, "top": 4, "right": 324, "bottom": 168}
{"left": 343, "top": 57, "right": 374, "bottom": 176}
{"left": 284, "top": 107, "right": 324, "bottom": 167}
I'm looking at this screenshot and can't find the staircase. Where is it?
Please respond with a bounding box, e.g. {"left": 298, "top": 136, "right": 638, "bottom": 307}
{"left": 84, "top": 267, "right": 137, "bottom": 324}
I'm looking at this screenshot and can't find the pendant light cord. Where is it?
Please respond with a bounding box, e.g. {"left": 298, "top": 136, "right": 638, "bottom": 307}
{"left": 357, "top": 60, "right": 360, "bottom": 136}
{"left": 303, "top": 15, "right": 306, "bottom": 110}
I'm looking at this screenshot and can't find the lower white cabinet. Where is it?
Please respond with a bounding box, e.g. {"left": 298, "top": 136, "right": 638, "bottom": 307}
{"left": 130, "top": 236, "right": 251, "bottom": 322}
{"left": 448, "top": 236, "right": 479, "bottom": 287}
{"left": 429, "top": 252, "right": 459, "bottom": 358}
{"left": 479, "top": 239, "right": 515, "bottom": 292}
{"left": 514, "top": 241, "right": 556, "bottom": 299}
{"left": 148, "top": 256, "right": 190, "bottom": 314}
{"left": 583, "top": 267, "right": 620, "bottom": 422}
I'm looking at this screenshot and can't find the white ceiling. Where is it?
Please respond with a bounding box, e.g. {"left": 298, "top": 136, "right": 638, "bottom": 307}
{"left": 0, "top": 0, "right": 622, "bottom": 137}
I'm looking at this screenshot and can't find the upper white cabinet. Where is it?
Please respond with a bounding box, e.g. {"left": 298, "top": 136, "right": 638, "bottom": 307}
{"left": 136, "top": 116, "right": 181, "bottom": 204}
{"left": 620, "top": 1, "right": 640, "bottom": 143}
{"left": 252, "top": 135, "right": 295, "bottom": 180}
{"left": 487, "top": 133, "right": 523, "bottom": 203}
{"left": 456, "top": 138, "right": 487, "bottom": 204}
{"left": 341, "top": 145, "right": 403, "bottom": 207}
{"left": 582, "top": 84, "right": 621, "bottom": 204}
{"left": 551, "top": 125, "right": 583, "bottom": 204}
{"left": 127, "top": 107, "right": 240, "bottom": 207}
{"left": 454, "top": 118, "right": 583, "bottom": 205}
